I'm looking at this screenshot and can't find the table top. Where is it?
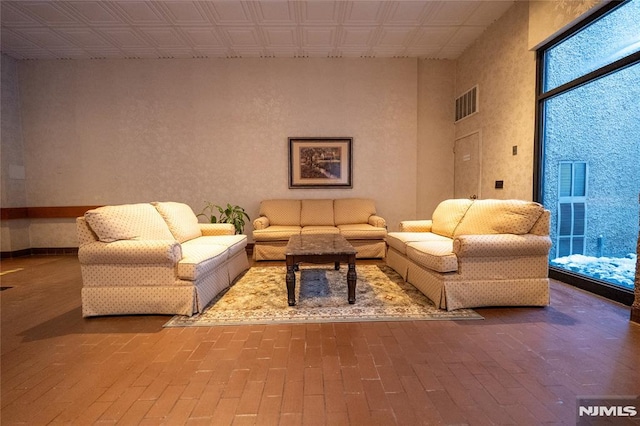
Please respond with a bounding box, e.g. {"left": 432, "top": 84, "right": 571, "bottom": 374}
{"left": 285, "top": 234, "right": 356, "bottom": 256}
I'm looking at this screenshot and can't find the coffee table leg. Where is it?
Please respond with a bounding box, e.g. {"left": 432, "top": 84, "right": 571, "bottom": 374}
{"left": 334, "top": 262, "right": 340, "bottom": 270}
{"left": 286, "top": 258, "right": 296, "bottom": 306}
{"left": 347, "top": 262, "right": 357, "bottom": 304}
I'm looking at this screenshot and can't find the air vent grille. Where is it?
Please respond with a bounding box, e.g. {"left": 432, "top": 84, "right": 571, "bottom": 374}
{"left": 455, "top": 86, "right": 478, "bottom": 122}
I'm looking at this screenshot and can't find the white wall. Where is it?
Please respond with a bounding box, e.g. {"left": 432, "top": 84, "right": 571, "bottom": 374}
{"left": 417, "top": 59, "right": 456, "bottom": 218}
{"left": 8, "top": 57, "right": 439, "bottom": 246}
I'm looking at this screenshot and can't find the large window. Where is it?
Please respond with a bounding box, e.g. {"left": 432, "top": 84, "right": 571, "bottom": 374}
{"left": 536, "top": 0, "right": 640, "bottom": 303}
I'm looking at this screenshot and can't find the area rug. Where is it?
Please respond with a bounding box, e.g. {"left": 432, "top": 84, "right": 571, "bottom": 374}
{"left": 164, "top": 265, "right": 483, "bottom": 327}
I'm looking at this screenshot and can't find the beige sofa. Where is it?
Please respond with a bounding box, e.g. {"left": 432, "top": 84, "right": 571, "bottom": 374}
{"left": 386, "top": 199, "right": 552, "bottom": 311}
{"left": 252, "top": 198, "right": 387, "bottom": 260}
{"left": 77, "top": 202, "right": 249, "bottom": 317}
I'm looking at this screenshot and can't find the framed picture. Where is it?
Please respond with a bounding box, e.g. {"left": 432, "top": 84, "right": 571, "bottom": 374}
{"left": 289, "top": 137, "right": 353, "bottom": 188}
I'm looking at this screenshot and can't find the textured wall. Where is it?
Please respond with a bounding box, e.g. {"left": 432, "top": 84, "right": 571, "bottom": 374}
{"left": 15, "top": 58, "right": 424, "bottom": 245}
{"left": 454, "top": 1, "right": 536, "bottom": 201}
{"left": 528, "top": 0, "right": 604, "bottom": 49}
{"left": 1, "top": 55, "right": 30, "bottom": 252}
{"left": 417, "top": 59, "right": 456, "bottom": 218}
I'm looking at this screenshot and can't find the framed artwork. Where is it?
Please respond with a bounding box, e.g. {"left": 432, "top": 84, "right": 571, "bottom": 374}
{"left": 289, "top": 137, "right": 353, "bottom": 188}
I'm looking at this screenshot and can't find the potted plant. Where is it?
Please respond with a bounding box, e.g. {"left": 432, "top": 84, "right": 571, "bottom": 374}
{"left": 197, "top": 202, "right": 250, "bottom": 235}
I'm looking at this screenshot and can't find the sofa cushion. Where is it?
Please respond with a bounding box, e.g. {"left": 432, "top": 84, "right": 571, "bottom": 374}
{"left": 84, "top": 203, "right": 174, "bottom": 243}
{"left": 386, "top": 232, "right": 451, "bottom": 255}
{"left": 178, "top": 244, "right": 229, "bottom": 280}
{"left": 431, "top": 199, "right": 474, "bottom": 238}
{"left": 259, "top": 200, "right": 301, "bottom": 226}
{"left": 153, "top": 202, "right": 202, "bottom": 243}
{"left": 182, "top": 234, "right": 247, "bottom": 258}
{"left": 337, "top": 224, "right": 387, "bottom": 240}
{"left": 253, "top": 226, "right": 301, "bottom": 241}
{"left": 454, "top": 199, "right": 544, "bottom": 236}
{"left": 406, "top": 241, "right": 458, "bottom": 273}
{"left": 301, "top": 199, "right": 335, "bottom": 226}
{"left": 334, "top": 198, "right": 376, "bottom": 225}
{"left": 301, "top": 226, "right": 340, "bottom": 235}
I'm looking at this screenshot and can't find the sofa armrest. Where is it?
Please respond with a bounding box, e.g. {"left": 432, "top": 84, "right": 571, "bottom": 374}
{"left": 368, "top": 215, "right": 387, "bottom": 228}
{"left": 200, "top": 223, "right": 235, "bottom": 236}
{"left": 453, "top": 234, "right": 552, "bottom": 258}
{"left": 399, "top": 220, "right": 433, "bottom": 232}
{"left": 78, "top": 240, "right": 182, "bottom": 264}
{"left": 253, "top": 216, "right": 270, "bottom": 230}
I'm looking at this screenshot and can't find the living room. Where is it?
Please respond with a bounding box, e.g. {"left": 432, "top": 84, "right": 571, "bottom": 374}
{"left": 1, "top": 0, "right": 639, "bottom": 424}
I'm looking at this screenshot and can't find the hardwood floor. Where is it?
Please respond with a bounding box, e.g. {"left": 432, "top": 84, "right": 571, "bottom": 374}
{"left": 1, "top": 255, "right": 638, "bottom": 425}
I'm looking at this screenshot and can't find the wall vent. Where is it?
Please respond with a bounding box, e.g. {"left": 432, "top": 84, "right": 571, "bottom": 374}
{"left": 455, "top": 85, "right": 478, "bottom": 122}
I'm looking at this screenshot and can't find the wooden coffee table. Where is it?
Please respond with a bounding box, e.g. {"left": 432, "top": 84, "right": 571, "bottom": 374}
{"left": 285, "top": 234, "right": 357, "bottom": 306}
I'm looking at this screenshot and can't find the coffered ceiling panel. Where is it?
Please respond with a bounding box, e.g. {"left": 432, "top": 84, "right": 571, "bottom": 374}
{"left": 0, "top": 1, "right": 515, "bottom": 60}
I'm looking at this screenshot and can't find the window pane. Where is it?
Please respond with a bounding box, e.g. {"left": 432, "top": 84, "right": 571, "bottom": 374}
{"left": 573, "top": 163, "right": 587, "bottom": 196}
{"left": 573, "top": 203, "right": 585, "bottom": 235}
{"left": 559, "top": 163, "right": 572, "bottom": 196}
{"left": 544, "top": 63, "right": 640, "bottom": 290}
{"left": 543, "top": 0, "right": 640, "bottom": 92}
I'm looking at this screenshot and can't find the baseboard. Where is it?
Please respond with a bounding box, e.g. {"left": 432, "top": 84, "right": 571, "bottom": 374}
{"left": 2, "top": 244, "right": 254, "bottom": 259}
{"left": 1, "top": 247, "right": 79, "bottom": 259}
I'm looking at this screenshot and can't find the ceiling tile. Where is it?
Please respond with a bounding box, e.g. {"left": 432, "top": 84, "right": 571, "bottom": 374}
{"left": 385, "top": 2, "right": 432, "bottom": 25}
{"left": 300, "top": 2, "right": 341, "bottom": 24}
{"left": 159, "top": 1, "right": 209, "bottom": 25}
{"left": 0, "top": 3, "right": 41, "bottom": 27}
{"left": 0, "top": 1, "right": 516, "bottom": 60}
{"left": 62, "top": 28, "right": 113, "bottom": 48}
{"left": 181, "top": 28, "right": 224, "bottom": 47}
{"left": 341, "top": 27, "right": 376, "bottom": 47}
{"left": 207, "top": 2, "right": 254, "bottom": 25}
{"left": 466, "top": 1, "right": 515, "bottom": 26}
{"left": 223, "top": 28, "right": 260, "bottom": 46}
{"left": 254, "top": 2, "right": 296, "bottom": 24}
{"left": 140, "top": 28, "right": 186, "bottom": 47}
{"left": 303, "top": 28, "right": 335, "bottom": 47}
{"left": 17, "top": 28, "right": 73, "bottom": 48}
{"left": 102, "top": 28, "right": 150, "bottom": 48}
{"left": 343, "top": 2, "right": 387, "bottom": 25}
{"left": 424, "top": 2, "right": 478, "bottom": 26}
{"left": 263, "top": 28, "right": 298, "bottom": 46}
{"left": 64, "top": 2, "right": 123, "bottom": 25}
{"left": 111, "top": 1, "right": 166, "bottom": 25}
{"left": 1, "top": 29, "right": 40, "bottom": 49}
{"left": 19, "top": 2, "right": 77, "bottom": 25}
{"left": 412, "top": 27, "right": 457, "bottom": 48}
{"left": 377, "top": 27, "right": 415, "bottom": 47}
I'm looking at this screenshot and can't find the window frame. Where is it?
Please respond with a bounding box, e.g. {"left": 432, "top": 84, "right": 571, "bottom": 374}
{"left": 534, "top": 0, "right": 639, "bottom": 305}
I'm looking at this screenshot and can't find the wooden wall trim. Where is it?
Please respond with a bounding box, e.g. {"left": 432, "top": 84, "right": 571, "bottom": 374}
{"left": 1, "top": 206, "right": 101, "bottom": 220}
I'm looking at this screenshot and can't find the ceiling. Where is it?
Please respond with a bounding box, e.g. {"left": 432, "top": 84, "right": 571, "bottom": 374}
{"left": 0, "top": 1, "right": 515, "bottom": 61}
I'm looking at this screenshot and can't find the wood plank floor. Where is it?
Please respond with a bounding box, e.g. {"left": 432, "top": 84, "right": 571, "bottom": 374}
{"left": 1, "top": 255, "right": 639, "bottom": 425}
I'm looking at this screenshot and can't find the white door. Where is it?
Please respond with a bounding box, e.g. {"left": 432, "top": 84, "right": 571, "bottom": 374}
{"left": 454, "top": 131, "right": 481, "bottom": 199}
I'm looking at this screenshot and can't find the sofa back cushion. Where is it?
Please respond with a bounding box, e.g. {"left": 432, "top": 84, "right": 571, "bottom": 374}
{"left": 153, "top": 202, "right": 202, "bottom": 243}
{"left": 334, "top": 198, "right": 376, "bottom": 225}
{"left": 301, "top": 199, "right": 335, "bottom": 226}
{"left": 260, "top": 199, "right": 301, "bottom": 226}
{"left": 453, "top": 199, "right": 545, "bottom": 236}
{"left": 84, "top": 203, "right": 174, "bottom": 242}
{"left": 431, "top": 199, "right": 474, "bottom": 238}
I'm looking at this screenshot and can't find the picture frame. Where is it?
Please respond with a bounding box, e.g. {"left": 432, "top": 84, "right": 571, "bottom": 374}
{"left": 289, "top": 137, "right": 353, "bottom": 188}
